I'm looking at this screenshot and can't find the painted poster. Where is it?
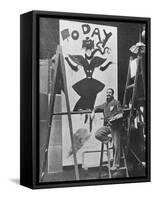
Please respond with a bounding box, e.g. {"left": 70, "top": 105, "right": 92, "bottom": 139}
{"left": 60, "top": 20, "right": 118, "bottom": 166}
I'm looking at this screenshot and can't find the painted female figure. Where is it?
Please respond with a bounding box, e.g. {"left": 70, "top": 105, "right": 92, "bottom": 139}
{"left": 65, "top": 36, "right": 113, "bottom": 111}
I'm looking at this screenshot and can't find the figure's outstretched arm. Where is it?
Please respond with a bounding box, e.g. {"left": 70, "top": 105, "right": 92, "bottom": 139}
{"left": 65, "top": 57, "right": 79, "bottom": 72}
{"left": 99, "top": 61, "right": 112, "bottom": 72}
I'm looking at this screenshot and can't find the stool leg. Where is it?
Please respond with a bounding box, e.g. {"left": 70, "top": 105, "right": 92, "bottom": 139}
{"left": 98, "top": 143, "right": 104, "bottom": 179}
{"left": 107, "top": 143, "right": 111, "bottom": 178}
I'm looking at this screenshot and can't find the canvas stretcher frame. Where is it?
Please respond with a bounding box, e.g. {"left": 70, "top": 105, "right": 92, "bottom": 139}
{"left": 20, "top": 10, "right": 151, "bottom": 189}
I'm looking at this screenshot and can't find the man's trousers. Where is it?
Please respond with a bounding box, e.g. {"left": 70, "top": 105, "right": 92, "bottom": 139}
{"left": 95, "top": 125, "right": 121, "bottom": 168}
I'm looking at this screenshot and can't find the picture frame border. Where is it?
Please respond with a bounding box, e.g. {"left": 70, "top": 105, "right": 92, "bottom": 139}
{"left": 20, "top": 10, "right": 151, "bottom": 189}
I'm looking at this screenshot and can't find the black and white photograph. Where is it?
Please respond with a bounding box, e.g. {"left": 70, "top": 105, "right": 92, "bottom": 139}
{"left": 0, "top": 0, "right": 153, "bottom": 197}
{"left": 38, "top": 14, "right": 150, "bottom": 184}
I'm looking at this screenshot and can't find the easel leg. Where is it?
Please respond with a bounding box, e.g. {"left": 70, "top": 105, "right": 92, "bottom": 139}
{"left": 60, "top": 47, "right": 80, "bottom": 180}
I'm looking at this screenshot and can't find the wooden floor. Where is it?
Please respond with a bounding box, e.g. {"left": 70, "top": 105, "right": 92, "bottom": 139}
{"left": 42, "top": 147, "right": 146, "bottom": 183}
{"left": 42, "top": 160, "right": 145, "bottom": 183}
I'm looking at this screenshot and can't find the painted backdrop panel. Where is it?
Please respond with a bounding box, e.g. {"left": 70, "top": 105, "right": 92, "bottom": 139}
{"left": 60, "top": 20, "right": 117, "bottom": 166}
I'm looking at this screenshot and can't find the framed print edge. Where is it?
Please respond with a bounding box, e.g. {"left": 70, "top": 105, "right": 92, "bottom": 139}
{"left": 20, "top": 10, "right": 151, "bottom": 189}
{"left": 20, "top": 11, "right": 33, "bottom": 188}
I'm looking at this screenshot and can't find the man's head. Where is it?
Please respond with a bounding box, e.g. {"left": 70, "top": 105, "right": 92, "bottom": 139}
{"left": 106, "top": 88, "right": 114, "bottom": 102}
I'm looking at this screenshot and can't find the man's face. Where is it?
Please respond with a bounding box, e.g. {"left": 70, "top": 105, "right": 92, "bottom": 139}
{"left": 106, "top": 89, "right": 113, "bottom": 101}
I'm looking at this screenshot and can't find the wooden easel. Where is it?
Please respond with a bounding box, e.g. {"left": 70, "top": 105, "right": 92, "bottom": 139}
{"left": 123, "top": 54, "right": 145, "bottom": 147}
{"left": 40, "top": 45, "right": 80, "bottom": 182}
{"left": 122, "top": 28, "right": 146, "bottom": 171}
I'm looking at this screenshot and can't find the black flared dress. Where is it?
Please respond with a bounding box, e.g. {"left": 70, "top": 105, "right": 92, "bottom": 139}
{"left": 73, "top": 78, "right": 105, "bottom": 111}
{"left": 66, "top": 54, "right": 108, "bottom": 111}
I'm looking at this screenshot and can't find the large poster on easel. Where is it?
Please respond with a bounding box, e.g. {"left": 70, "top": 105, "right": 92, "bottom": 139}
{"left": 60, "top": 20, "right": 118, "bottom": 166}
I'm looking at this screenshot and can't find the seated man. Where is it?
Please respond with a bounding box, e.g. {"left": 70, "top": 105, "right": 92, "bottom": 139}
{"left": 91, "top": 88, "right": 123, "bottom": 171}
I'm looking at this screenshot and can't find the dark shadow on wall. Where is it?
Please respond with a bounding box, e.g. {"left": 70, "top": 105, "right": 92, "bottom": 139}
{"left": 39, "top": 17, "right": 59, "bottom": 59}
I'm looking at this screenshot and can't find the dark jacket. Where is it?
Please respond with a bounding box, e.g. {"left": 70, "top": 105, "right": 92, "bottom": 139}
{"left": 94, "top": 98, "right": 123, "bottom": 126}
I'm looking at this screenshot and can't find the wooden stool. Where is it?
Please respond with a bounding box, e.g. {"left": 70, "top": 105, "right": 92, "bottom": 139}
{"left": 98, "top": 137, "right": 112, "bottom": 179}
